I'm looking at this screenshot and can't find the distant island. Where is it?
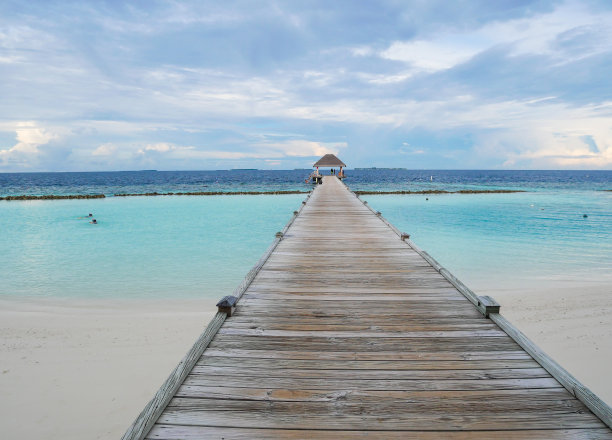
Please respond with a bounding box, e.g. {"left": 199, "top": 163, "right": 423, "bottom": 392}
{"left": 354, "top": 167, "right": 407, "bottom": 170}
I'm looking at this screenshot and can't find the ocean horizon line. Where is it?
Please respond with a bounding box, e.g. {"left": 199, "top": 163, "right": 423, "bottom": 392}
{"left": 2, "top": 168, "right": 612, "bottom": 174}
{"left": 2, "top": 169, "right": 610, "bottom": 199}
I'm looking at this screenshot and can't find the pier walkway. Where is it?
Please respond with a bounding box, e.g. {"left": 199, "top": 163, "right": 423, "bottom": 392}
{"left": 125, "top": 176, "right": 612, "bottom": 439}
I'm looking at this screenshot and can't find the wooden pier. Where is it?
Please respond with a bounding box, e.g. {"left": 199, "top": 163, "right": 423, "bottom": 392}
{"left": 124, "top": 176, "right": 612, "bottom": 439}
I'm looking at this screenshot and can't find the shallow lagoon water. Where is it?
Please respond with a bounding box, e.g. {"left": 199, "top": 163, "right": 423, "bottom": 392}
{"left": 0, "top": 194, "right": 304, "bottom": 299}
{"left": 362, "top": 190, "right": 612, "bottom": 292}
{"left": 1, "top": 170, "right": 611, "bottom": 300}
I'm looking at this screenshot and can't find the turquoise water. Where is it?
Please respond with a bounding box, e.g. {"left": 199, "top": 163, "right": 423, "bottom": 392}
{"left": 1, "top": 170, "right": 611, "bottom": 301}
{"left": 0, "top": 195, "right": 304, "bottom": 299}
{"left": 362, "top": 190, "right": 612, "bottom": 292}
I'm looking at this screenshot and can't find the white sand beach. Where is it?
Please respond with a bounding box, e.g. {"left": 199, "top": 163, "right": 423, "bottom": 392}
{"left": 490, "top": 280, "right": 612, "bottom": 406}
{"left": 0, "top": 297, "right": 216, "bottom": 440}
{"left": 1, "top": 282, "right": 611, "bottom": 440}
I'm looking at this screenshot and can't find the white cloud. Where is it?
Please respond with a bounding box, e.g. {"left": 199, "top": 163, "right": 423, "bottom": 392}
{"left": 473, "top": 111, "right": 612, "bottom": 169}
{"left": 0, "top": 121, "right": 58, "bottom": 156}
{"left": 357, "top": 71, "right": 414, "bottom": 84}
{"left": 302, "top": 70, "right": 339, "bottom": 87}
{"left": 134, "top": 140, "right": 346, "bottom": 161}
{"left": 492, "top": 3, "right": 612, "bottom": 60}
{"left": 0, "top": 122, "right": 62, "bottom": 169}
{"left": 136, "top": 143, "right": 266, "bottom": 160}
{"left": 169, "top": 149, "right": 266, "bottom": 160}
{"left": 381, "top": 39, "right": 478, "bottom": 71}
{"left": 0, "top": 55, "right": 23, "bottom": 64}
{"left": 143, "top": 143, "right": 174, "bottom": 153}
{"left": 351, "top": 46, "right": 374, "bottom": 57}
{"left": 92, "top": 143, "right": 118, "bottom": 156}
{"left": 101, "top": 138, "right": 349, "bottom": 168}
{"left": 260, "top": 140, "right": 347, "bottom": 157}
{"left": 380, "top": 2, "right": 612, "bottom": 71}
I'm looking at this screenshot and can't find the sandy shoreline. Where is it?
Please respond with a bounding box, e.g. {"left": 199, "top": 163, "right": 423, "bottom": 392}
{"left": 1, "top": 283, "right": 611, "bottom": 439}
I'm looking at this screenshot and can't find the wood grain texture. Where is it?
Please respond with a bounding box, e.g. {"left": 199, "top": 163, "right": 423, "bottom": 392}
{"left": 156, "top": 398, "right": 606, "bottom": 430}
{"left": 147, "top": 426, "right": 612, "bottom": 440}
{"left": 135, "top": 176, "right": 611, "bottom": 438}
{"left": 181, "top": 375, "right": 563, "bottom": 392}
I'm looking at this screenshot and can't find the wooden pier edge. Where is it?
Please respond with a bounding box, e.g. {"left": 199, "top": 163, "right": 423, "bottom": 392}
{"left": 120, "top": 312, "right": 226, "bottom": 440}
{"left": 345, "top": 178, "right": 612, "bottom": 430}
{"left": 121, "top": 191, "right": 313, "bottom": 440}
{"left": 490, "top": 313, "right": 612, "bottom": 428}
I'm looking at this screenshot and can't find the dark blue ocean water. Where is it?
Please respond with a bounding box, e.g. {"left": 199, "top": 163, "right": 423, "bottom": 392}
{"left": 0, "top": 169, "right": 610, "bottom": 197}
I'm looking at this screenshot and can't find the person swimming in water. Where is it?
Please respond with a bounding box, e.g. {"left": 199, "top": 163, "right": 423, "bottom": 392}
{"left": 90, "top": 219, "right": 97, "bottom": 224}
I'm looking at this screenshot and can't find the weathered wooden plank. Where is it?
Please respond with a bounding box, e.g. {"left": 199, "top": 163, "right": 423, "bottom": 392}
{"left": 158, "top": 399, "right": 605, "bottom": 431}
{"left": 237, "top": 300, "right": 481, "bottom": 311}
{"left": 208, "top": 334, "right": 522, "bottom": 352}
{"left": 221, "top": 320, "right": 496, "bottom": 330}
{"left": 221, "top": 319, "right": 495, "bottom": 329}
{"left": 182, "top": 375, "right": 562, "bottom": 391}
{"left": 174, "top": 386, "right": 571, "bottom": 402}
{"left": 225, "top": 318, "right": 490, "bottom": 328}
{"left": 202, "top": 348, "right": 533, "bottom": 361}
{"left": 222, "top": 315, "right": 496, "bottom": 324}
{"left": 147, "top": 425, "right": 612, "bottom": 440}
{"left": 220, "top": 322, "right": 502, "bottom": 332}
{"left": 241, "top": 292, "right": 467, "bottom": 301}
{"left": 190, "top": 365, "right": 551, "bottom": 380}
{"left": 217, "top": 327, "right": 508, "bottom": 338}
{"left": 166, "top": 394, "right": 588, "bottom": 415}
{"left": 252, "top": 273, "right": 455, "bottom": 282}
{"left": 245, "top": 285, "right": 462, "bottom": 294}
{"left": 195, "top": 355, "right": 541, "bottom": 371}
{"left": 231, "top": 308, "right": 485, "bottom": 319}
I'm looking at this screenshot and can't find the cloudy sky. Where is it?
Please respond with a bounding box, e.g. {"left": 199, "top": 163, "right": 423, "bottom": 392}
{"left": 1, "top": 0, "right": 611, "bottom": 171}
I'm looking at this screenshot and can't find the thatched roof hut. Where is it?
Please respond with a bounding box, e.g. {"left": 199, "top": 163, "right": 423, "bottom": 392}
{"left": 313, "top": 154, "right": 346, "bottom": 168}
